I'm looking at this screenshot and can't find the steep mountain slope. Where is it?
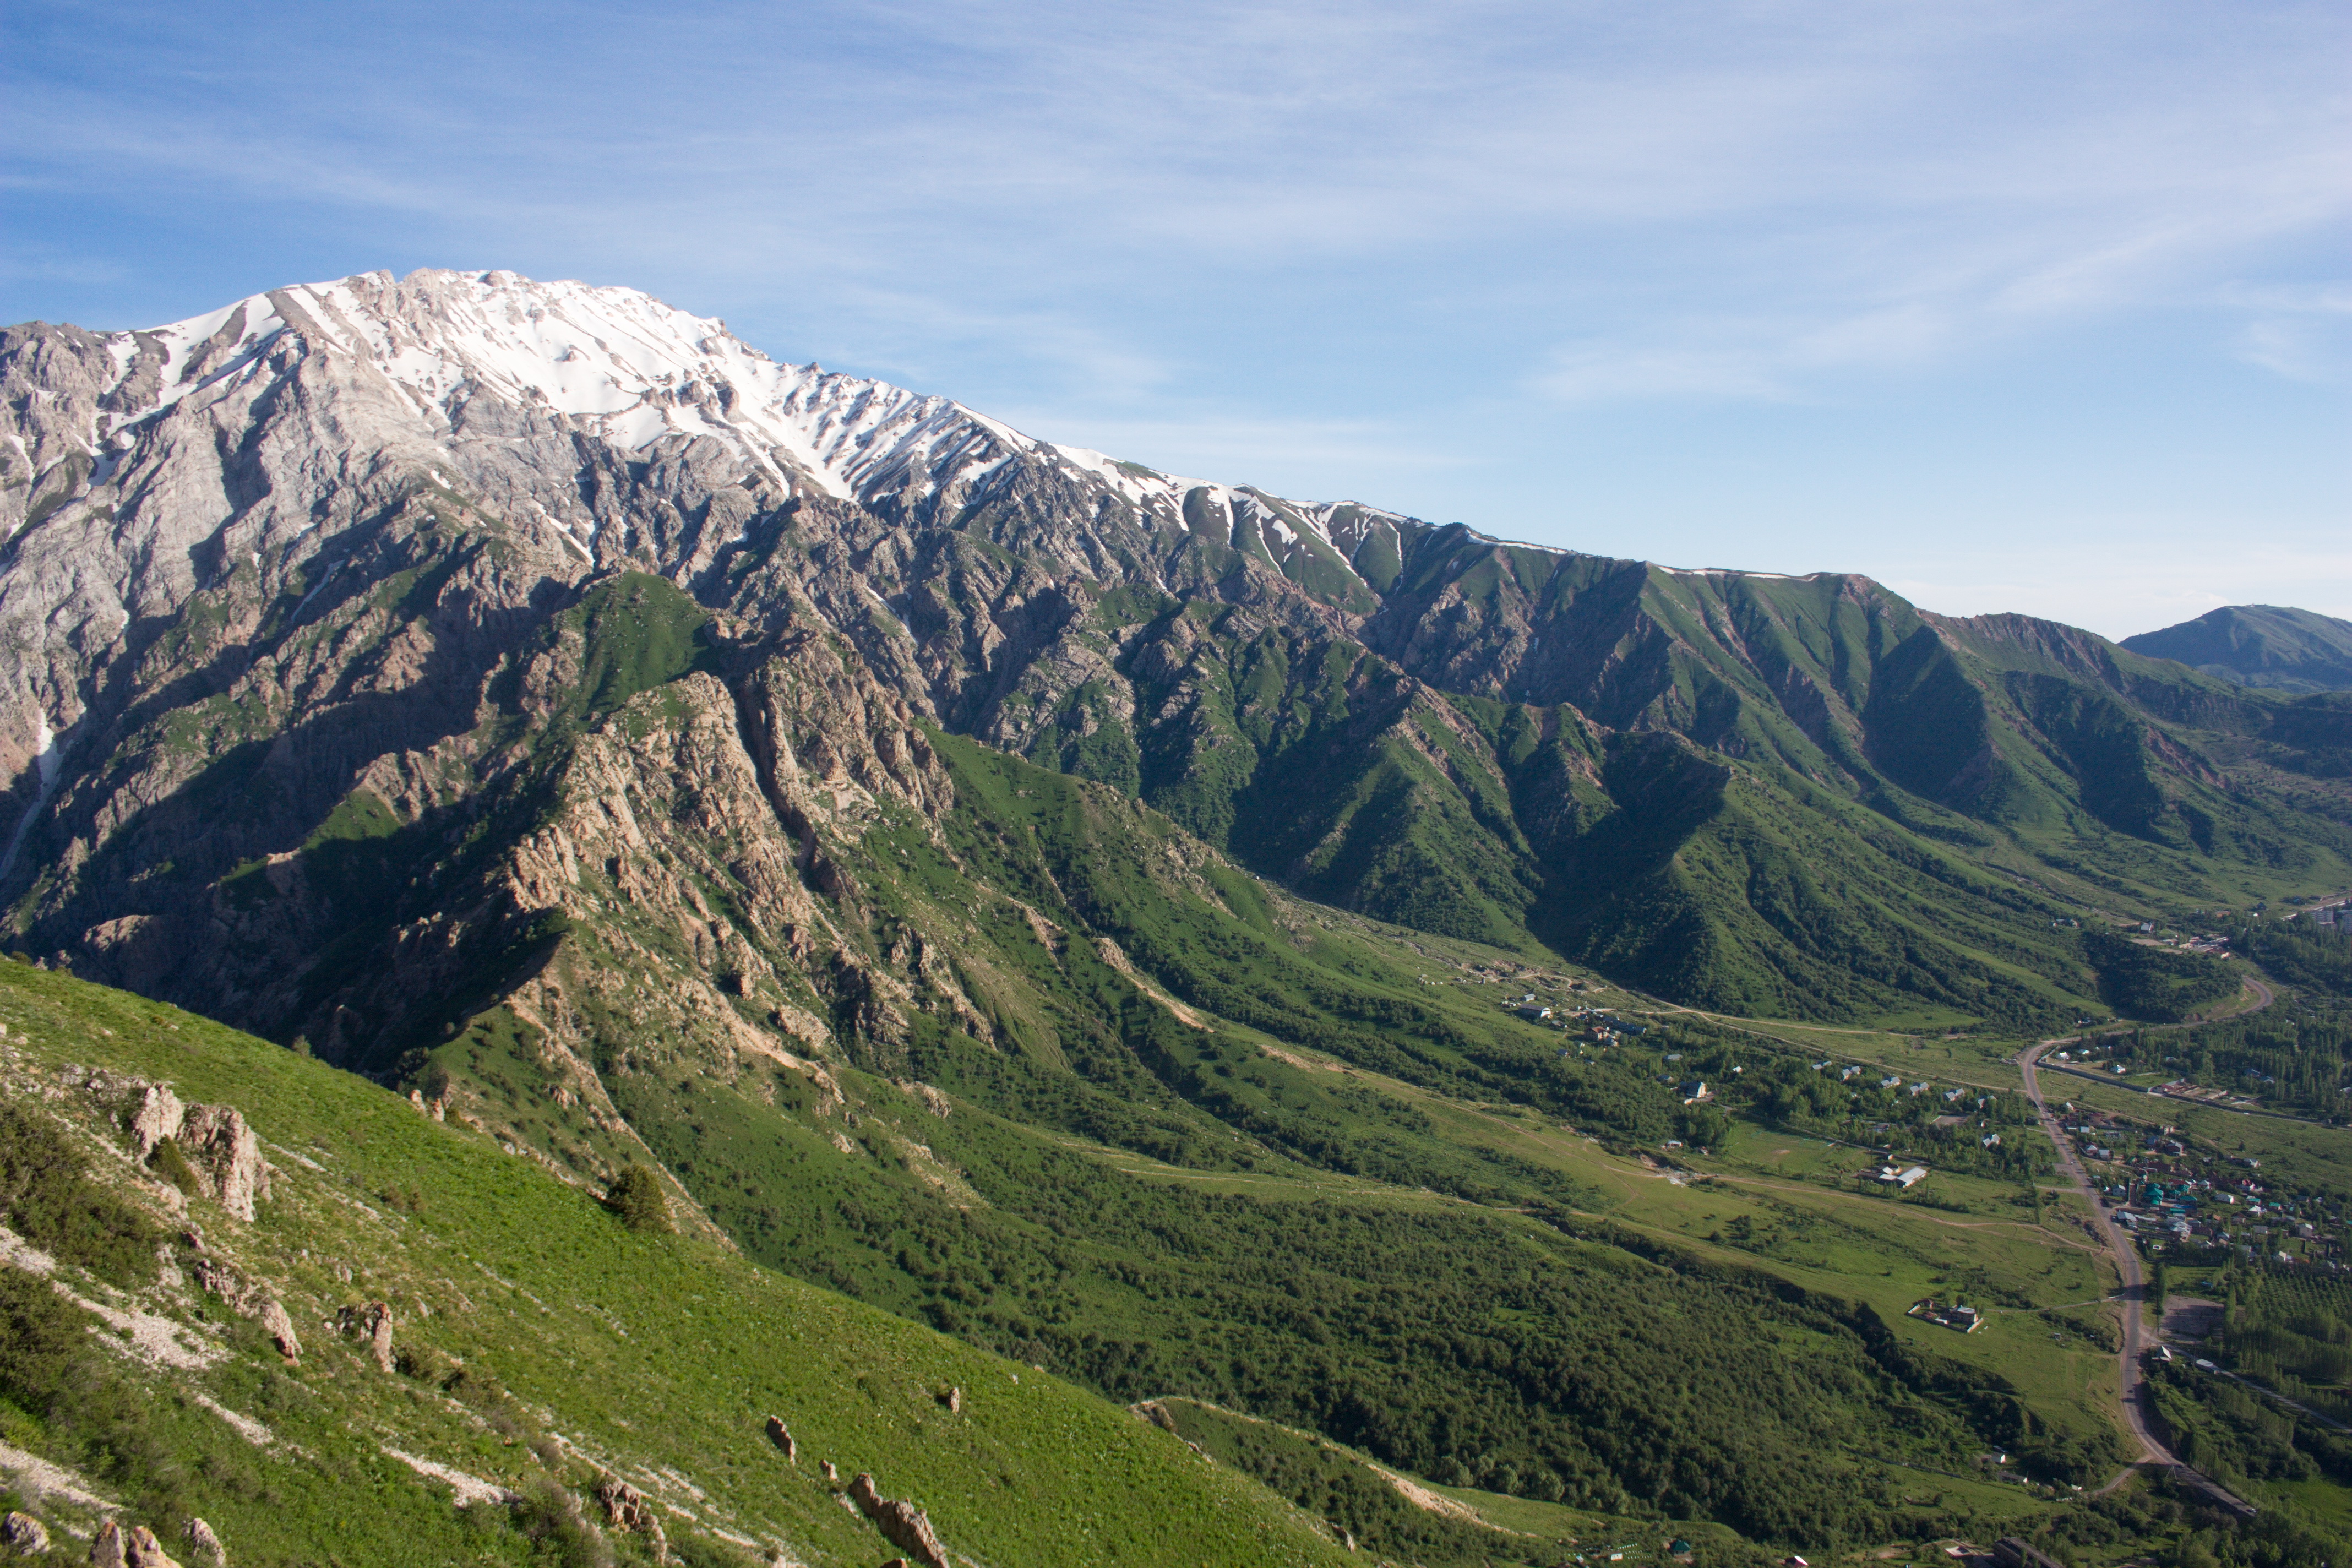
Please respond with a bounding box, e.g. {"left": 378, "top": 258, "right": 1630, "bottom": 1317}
{"left": 0, "top": 959, "right": 1363, "bottom": 1567}
{"left": 2122, "top": 603, "right": 2352, "bottom": 694}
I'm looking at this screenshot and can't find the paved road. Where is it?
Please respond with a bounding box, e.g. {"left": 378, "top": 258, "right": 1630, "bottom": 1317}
{"left": 2017, "top": 1041, "right": 2255, "bottom": 1513}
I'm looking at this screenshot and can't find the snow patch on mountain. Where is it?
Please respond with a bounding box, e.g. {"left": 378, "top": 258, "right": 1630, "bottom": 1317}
{"left": 33, "top": 268, "right": 1456, "bottom": 620}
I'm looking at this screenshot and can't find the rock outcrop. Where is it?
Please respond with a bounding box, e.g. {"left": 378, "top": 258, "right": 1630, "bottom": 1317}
{"left": 336, "top": 1302, "right": 394, "bottom": 1373}
{"left": 89, "top": 1522, "right": 183, "bottom": 1568}
{"left": 1, "top": 1510, "right": 47, "bottom": 1553}
{"left": 594, "top": 1476, "right": 668, "bottom": 1562}
{"left": 126, "top": 1086, "right": 184, "bottom": 1159}
{"left": 763, "top": 1415, "right": 796, "bottom": 1463}
{"left": 257, "top": 1298, "right": 301, "bottom": 1363}
{"left": 846, "top": 1473, "right": 948, "bottom": 1568}
{"left": 182, "top": 1519, "right": 225, "bottom": 1568}
{"left": 91, "top": 1080, "right": 270, "bottom": 1222}
{"left": 175, "top": 1108, "right": 270, "bottom": 1223}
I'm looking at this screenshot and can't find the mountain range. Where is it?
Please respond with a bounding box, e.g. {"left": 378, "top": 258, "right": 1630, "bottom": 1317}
{"left": 3, "top": 268, "right": 2350, "bottom": 1555}
{"left": 4, "top": 269, "right": 2348, "bottom": 1048}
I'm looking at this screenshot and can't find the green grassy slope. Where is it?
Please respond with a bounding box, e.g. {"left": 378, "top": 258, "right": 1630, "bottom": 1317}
{"left": 405, "top": 723, "right": 2143, "bottom": 1551}
{"left": 0, "top": 960, "right": 1355, "bottom": 1568}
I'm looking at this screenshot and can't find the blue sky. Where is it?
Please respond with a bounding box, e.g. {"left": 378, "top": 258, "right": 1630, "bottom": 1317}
{"left": 4, "top": 0, "right": 2344, "bottom": 638}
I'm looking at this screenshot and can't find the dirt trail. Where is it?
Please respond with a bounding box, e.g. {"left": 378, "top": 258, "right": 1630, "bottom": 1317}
{"left": 2018, "top": 1042, "right": 2255, "bottom": 1513}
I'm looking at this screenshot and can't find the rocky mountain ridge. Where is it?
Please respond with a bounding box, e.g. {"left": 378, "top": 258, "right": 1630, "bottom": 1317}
{"left": 4, "top": 266, "right": 2349, "bottom": 1063}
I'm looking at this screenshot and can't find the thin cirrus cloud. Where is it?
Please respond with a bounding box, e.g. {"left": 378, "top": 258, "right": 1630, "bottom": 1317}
{"left": 1, "top": 0, "right": 2344, "bottom": 635}
{"left": 2226, "top": 286, "right": 2352, "bottom": 386}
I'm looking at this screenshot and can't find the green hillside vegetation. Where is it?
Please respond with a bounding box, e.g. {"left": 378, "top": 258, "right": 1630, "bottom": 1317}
{"left": 2234, "top": 915, "right": 2352, "bottom": 999}
{"left": 0, "top": 960, "right": 1359, "bottom": 1567}
{"left": 1140, "top": 1396, "right": 1754, "bottom": 1567}
{"left": 494, "top": 733, "right": 2067, "bottom": 1545}
{"left": 2081, "top": 930, "right": 2244, "bottom": 1022}
{"left": 1014, "top": 549, "right": 2352, "bottom": 1033}
{"left": 2123, "top": 606, "right": 2352, "bottom": 695}
{"left": 2105, "top": 1008, "right": 2352, "bottom": 1121}
{"left": 2145, "top": 1264, "right": 2352, "bottom": 1560}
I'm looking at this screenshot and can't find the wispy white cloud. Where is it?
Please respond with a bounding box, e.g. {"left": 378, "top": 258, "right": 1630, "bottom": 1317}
{"left": 3, "top": 0, "right": 2344, "bottom": 621}
{"left": 2222, "top": 282, "right": 2352, "bottom": 385}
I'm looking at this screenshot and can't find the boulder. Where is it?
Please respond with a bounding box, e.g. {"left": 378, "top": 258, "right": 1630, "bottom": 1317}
{"left": 845, "top": 1474, "right": 947, "bottom": 1568}
{"left": 127, "top": 1085, "right": 184, "bottom": 1159}
{"left": 124, "top": 1525, "right": 183, "bottom": 1567}
{"left": 189, "top": 1259, "right": 255, "bottom": 1314}
{"left": 595, "top": 1476, "right": 647, "bottom": 1531}
{"left": 819, "top": 1460, "right": 839, "bottom": 1485}
{"left": 87, "top": 1523, "right": 180, "bottom": 1568}
{"left": 176, "top": 1106, "right": 270, "bottom": 1222}
{"left": 594, "top": 1478, "right": 668, "bottom": 1562}
{"left": 335, "top": 1302, "right": 395, "bottom": 1373}
{"left": 184, "top": 1519, "right": 225, "bottom": 1567}
{"left": 257, "top": 1298, "right": 302, "bottom": 1363}
{"left": 763, "top": 1414, "right": 796, "bottom": 1462}
{"left": 1, "top": 1510, "right": 48, "bottom": 1553}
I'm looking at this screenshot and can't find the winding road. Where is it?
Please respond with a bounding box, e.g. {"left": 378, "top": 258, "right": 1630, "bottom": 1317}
{"left": 2017, "top": 1041, "right": 2255, "bottom": 1513}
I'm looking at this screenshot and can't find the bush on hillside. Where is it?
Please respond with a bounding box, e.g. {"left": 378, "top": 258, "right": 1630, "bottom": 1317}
{"left": 0, "top": 1265, "right": 86, "bottom": 1413}
{"left": 0, "top": 1101, "right": 162, "bottom": 1286}
{"left": 605, "top": 1164, "right": 672, "bottom": 1234}
{"left": 148, "top": 1136, "right": 200, "bottom": 1196}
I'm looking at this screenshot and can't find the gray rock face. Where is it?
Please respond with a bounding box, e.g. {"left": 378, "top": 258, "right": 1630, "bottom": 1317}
{"left": 126, "top": 1085, "right": 184, "bottom": 1159}
{"left": 175, "top": 1107, "right": 270, "bottom": 1222}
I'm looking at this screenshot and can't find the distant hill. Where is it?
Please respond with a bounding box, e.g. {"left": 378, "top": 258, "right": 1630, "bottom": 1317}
{"left": 2122, "top": 605, "right": 2352, "bottom": 693}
